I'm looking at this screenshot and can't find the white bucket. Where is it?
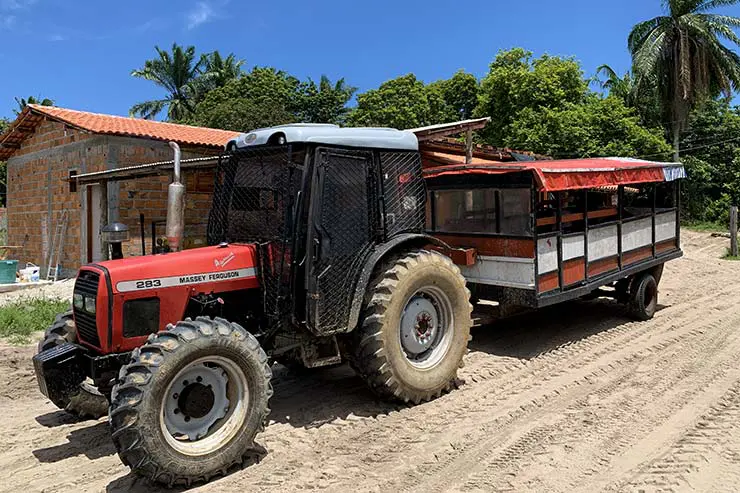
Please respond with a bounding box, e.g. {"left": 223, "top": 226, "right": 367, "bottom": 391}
{"left": 19, "top": 263, "right": 40, "bottom": 282}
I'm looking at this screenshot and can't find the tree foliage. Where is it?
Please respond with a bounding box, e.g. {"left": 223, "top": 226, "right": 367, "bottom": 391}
{"left": 130, "top": 43, "right": 206, "bottom": 120}
{"left": 475, "top": 48, "right": 588, "bottom": 145}
{"left": 628, "top": 0, "right": 740, "bottom": 158}
{"left": 295, "top": 75, "right": 357, "bottom": 124}
{"left": 678, "top": 98, "right": 740, "bottom": 222}
{"left": 506, "top": 96, "right": 672, "bottom": 159}
{"left": 348, "top": 74, "right": 446, "bottom": 129}
{"left": 187, "top": 67, "right": 300, "bottom": 131}
{"left": 14, "top": 96, "right": 54, "bottom": 115}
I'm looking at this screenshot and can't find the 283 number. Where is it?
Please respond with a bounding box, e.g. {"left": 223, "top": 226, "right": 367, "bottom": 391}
{"left": 135, "top": 280, "right": 162, "bottom": 289}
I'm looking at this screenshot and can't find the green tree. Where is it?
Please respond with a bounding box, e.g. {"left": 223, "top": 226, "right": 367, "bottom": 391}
{"left": 349, "top": 74, "right": 448, "bottom": 129}
{"left": 475, "top": 48, "right": 588, "bottom": 145}
{"left": 188, "top": 67, "right": 301, "bottom": 131}
{"left": 678, "top": 98, "right": 740, "bottom": 222}
{"left": 0, "top": 117, "right": 9, "bottom": 134}
{"left": 130, "top": 43, "right": 207, "bottom": 121}
{"left": 596, "top": 65, "right": 663, "bottom": 127}
{"left": 506, "top": 95, "right": 672, "bottom": 159}
{"left": 629, "top": 0, "right": 740, "bottom": 160}
{"left": 14, "top": 96, "right": 54, "bottom": 114}
{"left": 429, "top": 70, "right": 480, "bottom": 121}
{"left": 201, "top": 51, "right": 244, "bottom": 90}
{"left": 296, "top": 75, "right": 357, "bottom": 124}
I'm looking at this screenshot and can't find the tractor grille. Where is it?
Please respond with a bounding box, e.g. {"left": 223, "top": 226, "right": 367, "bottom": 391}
{"left": 73, "top": 270, "right": 101, "bottom": 348}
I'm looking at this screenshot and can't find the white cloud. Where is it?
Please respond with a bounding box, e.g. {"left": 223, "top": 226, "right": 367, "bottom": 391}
{"left": 0, "top": 0, "right": 37, "bottom": 11}
{"left": 48, "top": 33, "right": 66, "bottom": 42}
{"left": 186, "top": 0, "right": 228, "bottom": 30}
{"left": 0, "top": 14, "right": 15, "bottom": 30}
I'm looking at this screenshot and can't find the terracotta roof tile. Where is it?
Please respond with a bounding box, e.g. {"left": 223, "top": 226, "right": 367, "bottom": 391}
{"left": 0, "top": 105, "right": 241, "bottom": 160}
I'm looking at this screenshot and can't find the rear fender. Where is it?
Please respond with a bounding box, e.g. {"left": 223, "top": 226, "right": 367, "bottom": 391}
{"left": 346, "top": 233, "right": 450, "bottom": 332}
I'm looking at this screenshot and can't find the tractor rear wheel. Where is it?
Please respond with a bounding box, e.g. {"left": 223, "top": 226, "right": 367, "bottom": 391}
{"left": 352, "top": 250, "right": 472, "bottom": 404}
{"left": 109, "top": 317, "right": 272, "bottom": 487}
{"left": 37, "top": 311, "right": 109, "bottom": 419}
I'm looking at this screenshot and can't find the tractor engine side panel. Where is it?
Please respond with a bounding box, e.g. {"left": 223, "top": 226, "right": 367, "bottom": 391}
{"left": 76, "top": 244, "right": 261, "bottom": 353}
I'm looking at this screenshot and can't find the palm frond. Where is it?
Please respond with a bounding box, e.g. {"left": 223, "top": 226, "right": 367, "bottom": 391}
{"left": 129, "top": 99, "right": 169, "bottom": 119}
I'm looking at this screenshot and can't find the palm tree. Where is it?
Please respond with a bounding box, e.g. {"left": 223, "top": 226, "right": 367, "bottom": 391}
{"left": 298, "top": 75, "right": 357, "bottom": 124}
{"left": 129, "top": 43, "right": 207, "bottom": 121}
{"left": 596, "top": 65, "right": 636, "bottom": 102}
{"left": 629, "top": 0, "right": 740, "bottom": 160}
{"left": 202, "top": 51, "right": 244, "bottom": 90}
{"left": 14, "top": 96, "right": 54, "bottom": 115}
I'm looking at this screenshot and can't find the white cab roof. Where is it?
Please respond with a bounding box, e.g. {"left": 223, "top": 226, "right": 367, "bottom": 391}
{"left": 229, "top": 123, "right": 419, "bottom": 151}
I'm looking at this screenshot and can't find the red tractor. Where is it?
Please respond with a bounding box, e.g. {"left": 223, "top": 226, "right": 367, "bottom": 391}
{"left": 33, "top": 125, "right": 473, "bottom": 486}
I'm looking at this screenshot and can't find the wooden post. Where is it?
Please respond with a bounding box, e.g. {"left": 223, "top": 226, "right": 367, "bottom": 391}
{"left": 731, "top": 206, "right": 738, "bottom": 257}
{"left": 465, "top": 129, "right": 473, "bottom": 164}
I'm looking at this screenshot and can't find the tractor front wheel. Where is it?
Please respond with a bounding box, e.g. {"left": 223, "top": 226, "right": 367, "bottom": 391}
{"left": 352, "top": 250, "right": 472, "bottom": 404}
{"left": 37, "top": 311, "right": 109, "bottom": 419}
{"left": 109, "top": 317, "right": 272, "bottom": 487}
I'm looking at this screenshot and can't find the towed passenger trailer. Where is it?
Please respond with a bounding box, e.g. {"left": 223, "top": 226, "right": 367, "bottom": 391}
{"left": 424, "top": 155, "right": 685, "bottom": 319}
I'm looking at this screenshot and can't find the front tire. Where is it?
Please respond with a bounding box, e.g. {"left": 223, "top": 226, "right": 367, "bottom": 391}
{"left": 352, "top": 250, "right": 472, "bottom": 404}
{"left": 37, "top": 311, "right": 109, "bottom": 419}
{"left": 109, "top": 317, "right": 272, "bottom": 487}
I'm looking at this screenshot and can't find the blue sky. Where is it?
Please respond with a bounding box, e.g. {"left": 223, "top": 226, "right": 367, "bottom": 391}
{"left": 1, "top": 0, "right": 739, "bottom": 121}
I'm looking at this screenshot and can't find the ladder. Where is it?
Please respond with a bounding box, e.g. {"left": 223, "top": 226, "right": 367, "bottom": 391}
{"left": 46, "top": 210, "right": 69, "bottom": 281}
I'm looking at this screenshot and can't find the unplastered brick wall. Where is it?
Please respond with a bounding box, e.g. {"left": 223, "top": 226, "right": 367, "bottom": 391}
{"left": 6, "top": 119, "right": 99, "bottom": 275}
{"left": 6, "top": 123, "right": 223, "bottom": 274}
{"left": 115, "top": 143, "right": 218, "bottom": 257}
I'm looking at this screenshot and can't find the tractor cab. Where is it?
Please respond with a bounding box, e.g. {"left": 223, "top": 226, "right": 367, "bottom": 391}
{"left": 34, "top": 123, "right": 472, "bottom": 486}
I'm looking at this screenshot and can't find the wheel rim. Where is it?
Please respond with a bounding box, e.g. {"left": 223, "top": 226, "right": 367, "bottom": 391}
{"left": 160, "top": 356, "right": 248, "bottom": 456}
{"left": 399, "top": 286, "right": 455, "bottom": 369}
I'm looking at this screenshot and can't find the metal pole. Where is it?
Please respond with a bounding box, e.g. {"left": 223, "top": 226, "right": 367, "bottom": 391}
{"left": 731, "top": 206, "right": 738, "bottom": 257}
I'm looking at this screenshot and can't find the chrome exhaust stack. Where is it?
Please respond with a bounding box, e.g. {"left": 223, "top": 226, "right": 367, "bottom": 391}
{"left": 165, "top": 142, "right": 185, "bottom": 252}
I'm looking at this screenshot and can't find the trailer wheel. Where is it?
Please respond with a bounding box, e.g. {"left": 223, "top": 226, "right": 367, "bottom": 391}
{"left": 109, "top": 317, "right": 272, "bottom": 487}
{"left": 37, "top": 311, "right": 109, "bottom": 419}
{"left": 628, "top": 273, "right": 658, "bottom": 321}
{"left": 352, "top": 250, "right": 472, "bottom": 404}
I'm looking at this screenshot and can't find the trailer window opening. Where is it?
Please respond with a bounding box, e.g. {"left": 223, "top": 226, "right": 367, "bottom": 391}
{"left": 430, "top": 188, "right": 531, "bottom": 236}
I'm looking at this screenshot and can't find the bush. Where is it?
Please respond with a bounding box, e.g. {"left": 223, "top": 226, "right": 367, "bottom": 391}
{"left": 0, "top": 298, "right": 69, "bottom": 344}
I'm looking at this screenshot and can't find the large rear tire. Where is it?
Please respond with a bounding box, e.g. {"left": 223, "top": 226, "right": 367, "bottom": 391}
{"left": 109, "top": 317, "right": 272, "bottom": 487}
{"left": 352, "top": 250, "right": 472, "bottom": 404}
{"left": 37, "top": 311, "right": 109, "bottom": 419}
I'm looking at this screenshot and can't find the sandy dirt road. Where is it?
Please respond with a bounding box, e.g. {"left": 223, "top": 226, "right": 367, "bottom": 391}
{"left": 2, "top": 229, "right": 740, "bottom": 492}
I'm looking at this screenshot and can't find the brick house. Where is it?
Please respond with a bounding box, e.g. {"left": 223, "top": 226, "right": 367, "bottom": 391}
{"left": 0, "top": 105, "right": 240, "bottom": 277}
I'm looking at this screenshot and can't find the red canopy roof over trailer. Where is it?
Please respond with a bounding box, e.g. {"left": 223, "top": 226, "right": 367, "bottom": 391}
{"left": 421, "top": 153, "right": 686, "bottom": 192}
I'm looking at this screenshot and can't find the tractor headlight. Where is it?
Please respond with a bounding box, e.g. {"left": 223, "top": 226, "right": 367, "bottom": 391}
{"left": 73, "top": 293, "right": 84, "bottom": 310}
{"left": 84, "top": 296, "right": 96, "bottom": 314}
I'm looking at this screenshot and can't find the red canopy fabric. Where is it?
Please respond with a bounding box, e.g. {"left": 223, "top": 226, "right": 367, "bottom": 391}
{"left": 422, "top": 155, "right": 685, "bottom": 191}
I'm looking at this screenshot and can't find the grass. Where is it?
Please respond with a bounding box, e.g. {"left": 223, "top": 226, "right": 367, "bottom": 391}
{"left": 682, "top": 220, "right": 726, "bottom": 233}
{"left": 0, "top": 298, "right": 69, "bottom": 344}
{"left": 722, "top": 248, "right": 740, "bottom": 261}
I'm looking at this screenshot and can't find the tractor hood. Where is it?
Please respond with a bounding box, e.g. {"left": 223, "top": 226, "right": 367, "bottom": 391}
{"left": 92, "top": 243, "right": 259, "bottom": 295}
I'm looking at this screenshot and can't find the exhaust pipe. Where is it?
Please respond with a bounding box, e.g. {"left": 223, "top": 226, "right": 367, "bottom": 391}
{"left": 165, "top": 142, "right": 185, "bottom": 252}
